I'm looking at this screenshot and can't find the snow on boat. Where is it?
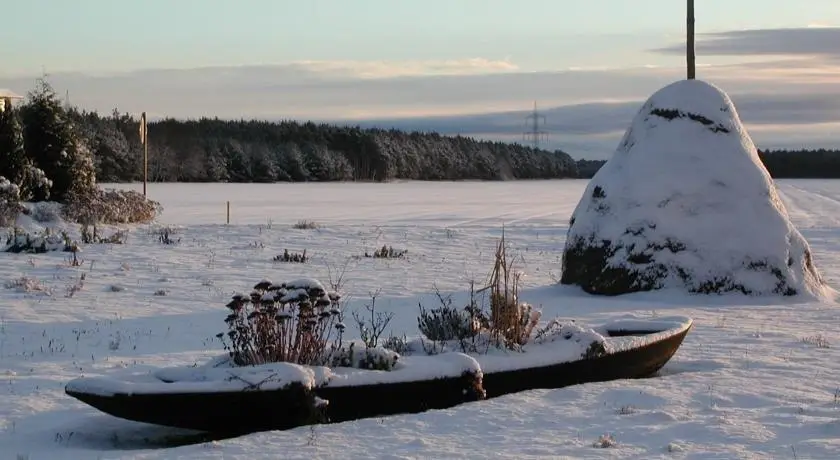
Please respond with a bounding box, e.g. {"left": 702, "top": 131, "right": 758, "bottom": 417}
{"left": 479, "top": 315, "right": 692, "bottom": 398}
{"left": 65, "top": 316, "right": 690, "bottom": 434}
{"left": 65, "top": 352, "right": 485, "bottom": 433}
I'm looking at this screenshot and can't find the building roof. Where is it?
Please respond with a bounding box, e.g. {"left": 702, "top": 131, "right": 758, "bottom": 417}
{"left": 0, "top": 89, "right": 23, "bottom": 99}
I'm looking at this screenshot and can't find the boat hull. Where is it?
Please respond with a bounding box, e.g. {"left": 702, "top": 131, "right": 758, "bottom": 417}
{"left": 65, "top": 318, "right": 691, "bottom": 433}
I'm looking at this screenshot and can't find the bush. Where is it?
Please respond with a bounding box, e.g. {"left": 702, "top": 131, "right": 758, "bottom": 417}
{"left": 532, "top": 319, "right": 608, "bottom": 359}
{"left": 365, "top": 245, "right": 408, "bottom": 259}
{"left": 158, "top": 227, "right": 179, "bottom": 245}
{"left": 81, "top": 224, "right": 127, "bottom": 244}
{"left": 0, "top": 177, "right": 23, "bottom": 227}
{"left": 273, "top": 249, "right": 308, "bottom": 263}
{"left": 217, "top": 278, "right": 345, "bottom": 366}
{"left": 321, "top": 341, "right": 399, "bottom": 371}
{"left": 417, "top": 288, "right": 483, "bottom": 342}
{"left": 27, "top": 202, "right": 62, "bottom": 223}
{"left": 4, "top": 227, "right": 76, "bottom": 254}
{"left": 62, "top": 188, "right": 161, "bottom": 224}
{"left": 292, "top": 220, "right": 319, "bottom": 230}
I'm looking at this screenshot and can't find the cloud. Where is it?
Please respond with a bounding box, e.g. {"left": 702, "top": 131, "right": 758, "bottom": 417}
{"left": 289, "top": 58, "right": 520, "bottom": 79}
{"left": 1, "top": 27, "right": 839, "bottom": 159}
{"left": 652, "top": 27, "right": 840, "bottom": 61}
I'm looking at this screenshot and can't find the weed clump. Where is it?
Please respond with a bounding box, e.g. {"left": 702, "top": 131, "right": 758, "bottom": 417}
{"left": 158, "top": 227, "right": 179, "bottom": 245}
{"left": 274, "top": 249, "right": 308, "bottom": 263}
{"left": 81, "top": 224, "right": 127, "bottom": 244}
{"left": 365, "top": 245, "right": 407, "bottom": 259}
{"left": 292, "top": 220, "right": 319, "bottom": 230}
{"left": 414, "top": 229, "right": 606, "bottom": 359}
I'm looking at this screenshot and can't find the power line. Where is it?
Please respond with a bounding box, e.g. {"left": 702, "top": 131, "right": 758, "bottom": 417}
{"left": 523, "top": 101, "right": 548, "bottom": 149}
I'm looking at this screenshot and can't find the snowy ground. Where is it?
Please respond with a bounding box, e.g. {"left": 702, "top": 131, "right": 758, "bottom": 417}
{"left": 0, "top": 179, "right": 838, "bottom": 460}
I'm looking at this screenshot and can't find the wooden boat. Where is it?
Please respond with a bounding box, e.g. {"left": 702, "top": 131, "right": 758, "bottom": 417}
{"left": 480, "top": 315, "right": 692, "bottom": 398}
{"left": 65, "top": 316, "right": 691, "bottom": 434}
{"left": 65, "top": 354, "right": 485, "bottom": 434}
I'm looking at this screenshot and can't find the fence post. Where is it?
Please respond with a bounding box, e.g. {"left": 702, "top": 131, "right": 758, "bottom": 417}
{"left": 226, "top": 201, "right": 230, "bottom": 225}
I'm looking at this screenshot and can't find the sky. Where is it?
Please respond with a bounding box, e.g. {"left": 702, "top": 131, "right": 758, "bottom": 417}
{"left": 1, "top": 0, "right": 839, "bottom": 158}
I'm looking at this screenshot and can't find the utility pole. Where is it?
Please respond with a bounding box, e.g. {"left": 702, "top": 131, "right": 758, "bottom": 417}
{"left": 687, "top": 0, "right": 696, "bottom": 80}
{"left": 139, "top": 112, "right": 148, "bottom": 196}
{"left": 523, "top": 101, "right": 548, "bottom": 149}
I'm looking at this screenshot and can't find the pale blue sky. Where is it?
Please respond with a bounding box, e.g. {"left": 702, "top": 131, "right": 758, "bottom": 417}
{"left": 2, "top": 0, "right": 838, "bottom": 76}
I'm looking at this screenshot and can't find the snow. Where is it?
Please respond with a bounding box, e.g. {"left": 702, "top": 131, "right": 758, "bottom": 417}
{"left": 564, "top": 80, "right": 829, "bottom": 298}
{"left": 599, "top": 315, "right": 694, "bottom": 353}
{"left": 0, "top": 179, "right": 839, "bottom": 459}
{"left": 66, "top": 358, "right": 319, "bottom": 396}
{"left": 324, "top": 351, "right": 481, "bottom": 388}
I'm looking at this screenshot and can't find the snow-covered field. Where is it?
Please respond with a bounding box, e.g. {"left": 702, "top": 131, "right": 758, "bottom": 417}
{"left": 0, "top": 179, "right": 838, "bottom": 460}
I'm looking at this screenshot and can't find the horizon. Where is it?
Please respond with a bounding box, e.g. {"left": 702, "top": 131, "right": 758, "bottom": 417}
{"left": 2, "top": 0, "right": 839, "bottom": 158}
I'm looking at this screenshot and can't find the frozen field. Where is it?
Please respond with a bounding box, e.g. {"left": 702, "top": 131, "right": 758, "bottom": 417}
{"left": 0, "top": 179, "right": 839, "bottom": 459}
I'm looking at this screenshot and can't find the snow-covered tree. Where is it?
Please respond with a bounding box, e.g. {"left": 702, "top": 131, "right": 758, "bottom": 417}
{"left": 0, "top": 107, "right": 52, "bottom": 201}
{"left": 0, "top": 107, "right": 28, "bottom": 190}
{"left": 19, "top": 79, "right": 95, "bottom": 202}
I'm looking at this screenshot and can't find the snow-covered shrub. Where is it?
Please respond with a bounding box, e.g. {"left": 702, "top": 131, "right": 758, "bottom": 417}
{"left": 80, "top": 223, "right": 127, "bottom": 244}
{"left": 382, "top": 333, "right": 411, "bottom": 354}
{"left": 365, "top": 245, "right": 407, "bottom": 259}
{"left": 4, "top": 227, "right": 75, "bottom": 254}
{"left": 532, "top": 319, "right": 607, "bottom": 359}
{"left": 561, "top": 79, "right": 826, "bottom": 297}
{"left": 417, "top": 288, "right": 483, "bottom": 342}
{"left": 4, "top": 276, "right": 52, "bottom": 295}
{"left": 0, "top": 176, "right": 23, "bottom": 227}
{"left": 292, "top": 220, "right": 319, "bottom": 230}
{"left": 320, "top": 341, "right": 399, "bottom": 371}
{"left": 217, "top": 278, "right": 345, "bottom": 366}
{"left": 62, "top": 188, "right": 161, "bottom": 225}
{"left": 27, "top": 201, "right": 62, "bottom": 223}
{"left": 593, "top": 434, "right": 617, "bottom": 448}
{"left": 158, "top": 227, "right": 179, "bottom": 244}
{"left": 273, "top": 249, "right": 308, "bottom": 263}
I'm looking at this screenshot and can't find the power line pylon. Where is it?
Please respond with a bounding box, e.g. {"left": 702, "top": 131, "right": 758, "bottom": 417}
{"left": 523, "top": 101, "right": 548, "bottom": 149}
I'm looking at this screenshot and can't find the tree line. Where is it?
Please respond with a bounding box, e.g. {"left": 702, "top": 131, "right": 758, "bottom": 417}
{"left": 68, "top": 109, "right": 579, "bottom": 183}
{"left": 4, "top": 80, "right": 839, "bottom": 193}
{"left": 576, "top": 150, "right": 840, "bottom": 179}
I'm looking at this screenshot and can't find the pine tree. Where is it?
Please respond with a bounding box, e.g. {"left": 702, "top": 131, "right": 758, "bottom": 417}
{"left": 0, "top": 107, "right": 28, "bottom": 187}
{"left": 0, "top": 106, "right": 51, "bottom": 201}
{"left": 19, "top": 79, "right": 96, "bottom": 202}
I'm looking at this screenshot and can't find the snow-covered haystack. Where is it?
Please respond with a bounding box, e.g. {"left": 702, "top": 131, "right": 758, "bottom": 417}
{"left": 561, "top": 79, "right": 827, "bottom": 298}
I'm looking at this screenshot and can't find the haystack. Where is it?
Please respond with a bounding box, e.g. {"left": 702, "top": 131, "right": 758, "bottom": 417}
{"left": 561, "top": 80, "right": 826, "bottom": 297}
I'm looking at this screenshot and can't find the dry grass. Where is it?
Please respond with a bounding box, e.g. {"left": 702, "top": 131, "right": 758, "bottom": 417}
{"left": 479, "top": 229, "right": 540, "bottom": 348}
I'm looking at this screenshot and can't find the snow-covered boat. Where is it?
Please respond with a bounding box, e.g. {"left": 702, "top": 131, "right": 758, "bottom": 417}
{"left": 480, "top": 315, "right": 692, "bottom": 398}
{"left": 65, "top": 352, "right": 485, "bottom": 433}
{"left": 64, "top": 316, "right": 690, "bottom": 434}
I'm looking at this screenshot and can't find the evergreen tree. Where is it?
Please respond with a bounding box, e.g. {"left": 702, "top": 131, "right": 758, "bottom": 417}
{"left": 19, "top": 79, "right": 95, "bottom": 202}
{"left": 0, "top": 107, "right": 28, "bottom": 188}
{"left": 0, "top": 107, "right": 51, "bottom": 201}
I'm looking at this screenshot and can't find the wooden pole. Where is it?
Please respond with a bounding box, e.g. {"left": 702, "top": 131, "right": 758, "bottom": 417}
{"left": 226, "top": 201, "right": 230, "bottom": 225}
{"left": 687, "top": 0, "right": 696, "bottom": 80}
{"left": 140, "top": 111, "right": 148, "bottom": 196}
